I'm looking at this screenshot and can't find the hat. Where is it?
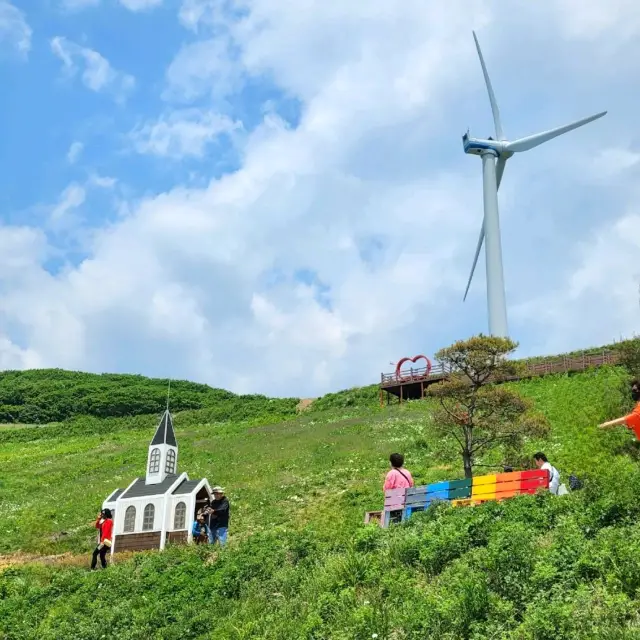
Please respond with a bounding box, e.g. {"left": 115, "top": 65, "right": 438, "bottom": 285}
{"left": 211, "top": 486, "right": 225, "bottom": 493}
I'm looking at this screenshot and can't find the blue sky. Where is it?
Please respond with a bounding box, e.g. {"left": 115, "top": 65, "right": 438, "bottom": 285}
{"left": 1, "top": 0, "right": 639, "bottom": 396}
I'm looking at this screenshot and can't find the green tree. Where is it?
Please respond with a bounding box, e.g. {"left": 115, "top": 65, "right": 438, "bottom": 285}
{"left": 429, "top": 335, "right": 549, "bottom": 478}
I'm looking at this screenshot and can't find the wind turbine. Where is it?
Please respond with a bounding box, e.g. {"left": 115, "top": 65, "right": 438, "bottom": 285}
{"left": 462, "top": 31, "right": 606, "bottom": 338}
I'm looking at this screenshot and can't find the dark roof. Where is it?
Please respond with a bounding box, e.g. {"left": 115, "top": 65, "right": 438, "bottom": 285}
{"left": 105, "top": 488, "right": 124, "bottom": 503}
{"left": 172, "top": 479, "right": 202, "bottom": 495}
{"left": 150, "top": 410, "right": 177, "bottom": 447}
{"left": 121, "top": 474, "right": 179, "bottom": 499}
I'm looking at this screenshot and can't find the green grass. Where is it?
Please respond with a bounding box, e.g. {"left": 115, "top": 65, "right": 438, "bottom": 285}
{"left": 2, "top": 365, "right": 640, "bottom": 639}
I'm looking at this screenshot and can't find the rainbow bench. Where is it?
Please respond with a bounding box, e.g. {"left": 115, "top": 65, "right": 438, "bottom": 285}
{"left": 366, "top": 469, "right": 550, "bottom": 528}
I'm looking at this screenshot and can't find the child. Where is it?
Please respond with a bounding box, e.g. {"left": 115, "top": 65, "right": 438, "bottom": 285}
{"left": 599, "top": 379, "right": 640, "bottom": 440}
{"left": 191, "top": 513, "right": 209, "bottom": 545}
{"left": 91, "top": 508, "right": 113, "bottom": 570}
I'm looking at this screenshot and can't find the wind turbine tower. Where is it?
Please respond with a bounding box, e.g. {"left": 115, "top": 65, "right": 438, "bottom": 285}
{"left": 462, "top": 31, "right": 606, "bottom": 338}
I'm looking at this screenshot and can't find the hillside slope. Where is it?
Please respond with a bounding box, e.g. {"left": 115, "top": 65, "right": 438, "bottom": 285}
{"left": 0, "top": 338, "right": 629, "bottom": 423}
{"left": 2, "top": 366, "right": 640, "bottom": 638}
{"left": 0, "top": 368, "right": 298, "bottom": 423}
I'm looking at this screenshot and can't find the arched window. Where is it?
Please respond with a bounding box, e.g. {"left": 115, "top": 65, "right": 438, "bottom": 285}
{"left": 142, "top": 504, "right": 155, "bottom": 531}
{"left": 174, "top": 502, "right": 186, "bottom": 530}
{"left": 149, "top": 448, "right": 160, "bottom": 474}
{"left": 165, "top": 449, "right": 176, "bottom": 474}
{"left": 124, "top": 506, "right": 136, "bottom": 533}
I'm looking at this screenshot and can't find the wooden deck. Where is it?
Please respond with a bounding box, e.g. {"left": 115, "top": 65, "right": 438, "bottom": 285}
{"left": 380, "top": 350, "right": 620, "bottom": 405}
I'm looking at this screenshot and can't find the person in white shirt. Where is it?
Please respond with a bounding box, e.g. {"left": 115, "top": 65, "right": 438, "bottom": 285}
{"left": 533, "top": 452, "right": 560, "bottom": 495}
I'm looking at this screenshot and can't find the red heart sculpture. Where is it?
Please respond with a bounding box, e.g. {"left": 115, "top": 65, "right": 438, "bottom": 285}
{"left": 395, "top": 355, "right": 432, "bottom": 381}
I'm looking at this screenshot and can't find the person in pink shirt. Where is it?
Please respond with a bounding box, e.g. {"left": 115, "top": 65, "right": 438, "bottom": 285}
{"left": 383, "top": 453, "right": 414, "bottom": 491}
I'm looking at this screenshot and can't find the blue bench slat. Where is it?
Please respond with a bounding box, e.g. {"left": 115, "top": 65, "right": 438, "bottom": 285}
{"left": 403, "top": 505, "right": 426, "bottom": 520}
{"left": 426, "top": 491, "right": 449, "bottom": 502}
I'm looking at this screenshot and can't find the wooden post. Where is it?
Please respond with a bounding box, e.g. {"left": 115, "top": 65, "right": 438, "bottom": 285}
{"left": 379, "top": 388, "right": 383, "bottom": 408}
{"left": 400, "top": 384, "right": 403, "bottom": 405}
{"left": 421, "top": 380, "right": 425, "bottom": 399}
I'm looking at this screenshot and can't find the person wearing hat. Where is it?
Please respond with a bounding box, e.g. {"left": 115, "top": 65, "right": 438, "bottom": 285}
{"left": 205, "top": 486, "right": 229, "bottom": 546}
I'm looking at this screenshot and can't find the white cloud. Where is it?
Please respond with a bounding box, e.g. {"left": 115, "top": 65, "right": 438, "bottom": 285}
{"left": 88, "top": 174, "right": 117, "bottom": 189}
{"left": 67, "top": 141, "right": 84, "bottom": 164}
{"left": 3, "top": 0, "right": 640, "bottom": 395}
{"left": 178, "top": 0, "right": 224, "bottom": 31}
{"left": 512, "top": 211, "right": 640, "bottom": 356}
{"left": 50, "top": 183, "right": 86, "bottom": 227}
{"left": 0, "top": 225, "right": 48, "bottom": 279}
{"left": 50, "top": 37, "right": 135, "bottom": 100}
{"left": 0, "top": 0, "right": 32, "bottom": 57}
{"left": 131, "top": 109, "right": 241, "bottom": 158}
{"left": 0, "top": 335, "right": 43, "bottom": 370}
{"left": 552, "top": 0, "right": 640, "bottom": 40}
{"left": 591, "top": 147, "right": 640, "bottom": 180}
{"left": 164, "top": 37, "right": 239, "bottom": 103}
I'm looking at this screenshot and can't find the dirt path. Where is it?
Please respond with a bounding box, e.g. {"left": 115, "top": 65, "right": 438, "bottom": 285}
{"left": 296, "top": 398, "right": 315, "bottom": 412}
{"left": 0, "top": 549, "right": 145, "bottom": 570}
{"left": 0, "top": 551, "right": 88, "bottom": 570}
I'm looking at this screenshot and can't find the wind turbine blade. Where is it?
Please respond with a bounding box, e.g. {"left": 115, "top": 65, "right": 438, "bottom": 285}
{"left": 463, "top": 221, "right": 485, "bottom": 301}
{"left": 496, "top": 156, "right": 507, "bottom": 190}
{"left": 472, "top": 31, "right": 505, "bottom": 141}
{"left": 505, "top": 111, "right": 607, "bottom": 153}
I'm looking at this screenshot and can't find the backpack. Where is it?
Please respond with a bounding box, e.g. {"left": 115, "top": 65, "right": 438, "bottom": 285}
{"left": 568, "top": 474, "right": 583, "bottom": 491}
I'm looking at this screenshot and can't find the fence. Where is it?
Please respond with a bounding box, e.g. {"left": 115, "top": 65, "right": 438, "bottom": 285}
{"left": 381, "top": 350, "right": 619, "bottom": 389}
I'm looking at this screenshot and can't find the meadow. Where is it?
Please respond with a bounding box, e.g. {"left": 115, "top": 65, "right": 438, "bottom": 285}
{"left": 2, "top": 365, "right": 640, "bottom": 638}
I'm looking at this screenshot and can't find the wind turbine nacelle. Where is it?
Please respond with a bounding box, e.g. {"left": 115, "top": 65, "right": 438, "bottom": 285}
{"left": 462, "top": 133, "right": 503, "bottom": 157}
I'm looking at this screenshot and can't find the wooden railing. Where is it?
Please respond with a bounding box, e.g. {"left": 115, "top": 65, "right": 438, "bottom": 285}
{"left": 508, "top": 351, "right": 619, "bottom": 380}
{"left": 381, "top": 350, "right": 620, "bottom": 388}
{"left": 381, "top": 362, "right": 451, "bottom": 385}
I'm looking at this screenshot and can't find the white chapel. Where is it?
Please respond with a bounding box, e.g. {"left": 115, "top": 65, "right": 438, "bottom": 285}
{"left": 102, "top": 409, "right": 212, "bottom": 554}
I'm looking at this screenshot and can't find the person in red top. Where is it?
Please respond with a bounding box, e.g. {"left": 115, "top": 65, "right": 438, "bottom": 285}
{"left": 599, "top": 380, "right": 640, "bottom": 440}
{"left": 91, "top": 508, "right": 113, "bottom": 570}
{"left": 383, "top": 453, "right": 414, "bottom": 491}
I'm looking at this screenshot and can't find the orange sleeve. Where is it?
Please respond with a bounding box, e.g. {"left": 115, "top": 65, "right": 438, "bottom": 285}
{"left": 625, "top": 405, "right": 640, "bottom": 433}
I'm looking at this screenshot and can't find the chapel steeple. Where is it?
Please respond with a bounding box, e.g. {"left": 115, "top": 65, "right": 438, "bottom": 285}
{"left": 151, "top": 410, "right": 177, "bottom": 447}
{"left": 145, "top": 382, "right": 178, "bottom": 485}
{"left": 145, "top": 410, "right": 178, "bottom": 484}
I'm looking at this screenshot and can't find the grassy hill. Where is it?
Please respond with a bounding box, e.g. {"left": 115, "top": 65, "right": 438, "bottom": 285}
{"left": 0, "top": 368, "right": 298, "bottom": 424}
{"left": 2, "top": 363, "right": 640, "bottom": 638}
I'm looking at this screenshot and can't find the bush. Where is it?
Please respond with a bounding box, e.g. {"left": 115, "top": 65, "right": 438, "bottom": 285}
{"left": 0, "top": 369, "right": 298, "bottom": 424}
{"left": 615, "top": 336, "right": 640, "bottom": 379}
